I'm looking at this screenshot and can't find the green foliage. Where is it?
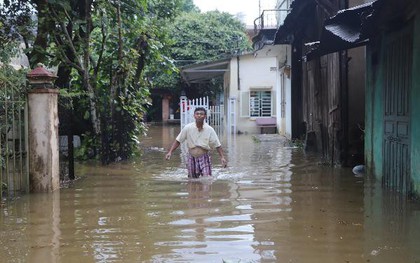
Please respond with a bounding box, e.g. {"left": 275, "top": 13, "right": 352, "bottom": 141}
{"left": 74, "top": 133, "right": 96, "bottom": 161}
{"left": 0, "top": 0, "right": 34, "bottom": 65}
{"left": 181, "top": 0, "right": 200, "bottom": 13}
{"left": 150, "top": 9, "right": 252, "bottom": 95}
{"left": 0, "top": 1, "right": 35, "bottom": 44}
{"left": 86, "top": 0, "right": 182, "bottom": 162}
{"left": 291, "top": 138, "right": 305, "bottom": 149}
{"left": 252, "top": 135, "right": 261, "bottom": 143}
{"left": 0, "top": 66, "right": 27, "bottom": 178}
{"left": 0, "top": 0, "right": 252, "bottom": 164}
{"left": 0, "top": 40, "right": 20, "bottom": 65}
{"left": 0, "top": 65, "right": 28, "bottom": 100}
{"left": 1, "top": 0, "right": 186, "bottom": 163}
{"left": 170, "top": 11, "right": 251, "bottom": 62}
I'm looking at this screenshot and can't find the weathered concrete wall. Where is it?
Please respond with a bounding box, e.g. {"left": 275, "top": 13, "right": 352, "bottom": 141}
{"left": 28, "top": 89, "right": 60, "bottom": 192}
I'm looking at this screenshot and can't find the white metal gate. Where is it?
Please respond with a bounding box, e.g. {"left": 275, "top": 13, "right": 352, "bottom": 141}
{"left": 209, "top": 104, "right": 224, "bottom": 135}
{"left": 180, "top": 96, "right": 209, "bottom": 128}
{"left": 180, "top": 96, "right": 225, "bottom": 132}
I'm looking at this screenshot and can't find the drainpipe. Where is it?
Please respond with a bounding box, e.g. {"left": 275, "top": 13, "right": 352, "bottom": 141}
{"left": 237, "top": 56, "right": 240, "bottom": 90}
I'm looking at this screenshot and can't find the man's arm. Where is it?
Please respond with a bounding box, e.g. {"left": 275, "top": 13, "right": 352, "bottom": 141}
{"left": 216, "top": 146, "right": 227, "bottom": 168}
{"left": 165, "top": 140, "right": 180, "bottom": 160}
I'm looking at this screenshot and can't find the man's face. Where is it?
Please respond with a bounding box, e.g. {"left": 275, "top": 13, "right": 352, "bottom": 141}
{"left": 194, "top": 110, "right": 206, "bottom": 122}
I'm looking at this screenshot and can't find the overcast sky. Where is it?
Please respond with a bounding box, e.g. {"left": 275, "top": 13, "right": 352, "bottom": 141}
{"left": 193, "top": 0, "right": 276, "bottom": 26}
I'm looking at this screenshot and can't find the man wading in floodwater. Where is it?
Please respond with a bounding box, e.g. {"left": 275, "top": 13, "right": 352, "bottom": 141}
{"left": 165, "top": 107, "right": 227, "bottom": 178}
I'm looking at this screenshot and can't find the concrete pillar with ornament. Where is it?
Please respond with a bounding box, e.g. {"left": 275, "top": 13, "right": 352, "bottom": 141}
{"left": 27, "top": 64, "right": 60, "bottom": 192}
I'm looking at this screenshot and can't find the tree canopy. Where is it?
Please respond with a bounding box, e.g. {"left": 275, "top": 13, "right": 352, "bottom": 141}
{"left": 170, "top": 11, "right": 251, "bottom": 63}
{"left": 1, "top": 0, "right": 185, "bottom": 163}
{"left": 0, "top": 0, "right": 252, "bottom": 164}
{"left": 150, "top": 10, "right": 252, "bottom": 98}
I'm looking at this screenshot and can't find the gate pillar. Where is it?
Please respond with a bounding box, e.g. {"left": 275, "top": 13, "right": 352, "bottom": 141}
{"left": 162, "top": 94, "right": 171, "bottom": 122}
{"left": 27, "top": 64, "right": 59, "bottom": 192}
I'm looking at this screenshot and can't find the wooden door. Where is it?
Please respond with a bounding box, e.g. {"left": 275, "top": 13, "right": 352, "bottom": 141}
{"left": 382, "top": 25, "right": 413, "bottom": 193}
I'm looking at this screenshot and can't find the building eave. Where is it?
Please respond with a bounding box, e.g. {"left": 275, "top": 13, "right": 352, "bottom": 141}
{"left": 305, "top": 0, "right": 380, "bottom": 60}
{"left": 180, "top": 58, "right": 231, "bottom": 85}
{"left": 304, "top": 0, "right": 419, "bottom": 60}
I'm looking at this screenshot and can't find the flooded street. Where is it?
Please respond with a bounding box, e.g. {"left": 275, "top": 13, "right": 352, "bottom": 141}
{"left": 1, "top": 124, "right": 420, "bottom": 263}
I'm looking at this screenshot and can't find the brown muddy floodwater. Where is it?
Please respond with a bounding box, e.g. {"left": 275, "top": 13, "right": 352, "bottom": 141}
{"left": 1, "top": 124, "right": 420, "bottom": 263}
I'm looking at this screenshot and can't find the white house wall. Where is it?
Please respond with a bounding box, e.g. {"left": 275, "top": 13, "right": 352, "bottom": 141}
{"left": 262, "top": 44, "right": 292, "bottom": 139}
{"left": 229, "top": 54, "right": 275, "bottom": 134}
{"left": 227, "top": 45, "right": 291, "bottom": 136}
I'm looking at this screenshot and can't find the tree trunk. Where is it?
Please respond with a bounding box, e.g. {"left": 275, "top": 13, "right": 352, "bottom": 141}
{"left": 31, "top": 0, "right": 54, "bottom": 66}
{"left": 79, "top": 0, "right": 102, "bottom": 156}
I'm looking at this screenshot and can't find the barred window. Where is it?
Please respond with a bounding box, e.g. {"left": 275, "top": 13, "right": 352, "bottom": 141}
{"left": 250, "top": 90, "right": 272, "bottom": 117}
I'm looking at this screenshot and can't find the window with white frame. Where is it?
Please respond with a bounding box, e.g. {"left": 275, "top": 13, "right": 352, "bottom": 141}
{"left": 240, "top": 88, "right": 275, "bottom": 118}
{"left": 250, "top": 90, "right": 272, "bottom": 117}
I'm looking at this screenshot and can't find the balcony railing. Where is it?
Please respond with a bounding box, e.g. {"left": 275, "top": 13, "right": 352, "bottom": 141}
{"left": 254, "top": 9, "right": 291, "bottom": 34}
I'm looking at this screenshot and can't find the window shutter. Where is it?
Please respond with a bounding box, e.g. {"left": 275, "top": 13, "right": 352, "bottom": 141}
{"left": 271, "top": 90, "right": 276, "bottom": 116}
{"left": 240, "top": 91, "right": 250, "bottom": 117}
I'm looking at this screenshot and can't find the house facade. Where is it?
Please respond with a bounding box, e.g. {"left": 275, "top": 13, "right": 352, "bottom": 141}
{"left": 271, "top": 0, "right": 366, "bottom": 166}
{"left": 180, "top": 1, "right": 293, "bottom": 137}
{"left": 181, "top": 44, "right": 292, "bottom": 137}
{"left": 224, "top": 45, "right": 292, "bottom": 136}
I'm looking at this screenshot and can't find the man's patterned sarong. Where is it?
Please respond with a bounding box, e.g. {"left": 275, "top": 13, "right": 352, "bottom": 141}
{"left": 187, "top": 153, "right": 212, "bottom": 178}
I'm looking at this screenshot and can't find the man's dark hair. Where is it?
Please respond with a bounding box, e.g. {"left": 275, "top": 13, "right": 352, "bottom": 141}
{"left": 194, "top": 107, "right": 207, "bottom": 115}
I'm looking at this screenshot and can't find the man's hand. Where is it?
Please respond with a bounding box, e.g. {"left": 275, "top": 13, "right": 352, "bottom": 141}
{"left": 221, "top": 157, "right": 227, "bottom": 168}
{"left": 166, "top": 141, "right": 180, "bottom": 160}
{"left": 165, "top": 152, "right": 172, "bottom": 160}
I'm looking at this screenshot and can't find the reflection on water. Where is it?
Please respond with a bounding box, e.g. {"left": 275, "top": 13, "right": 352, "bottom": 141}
{"left": 1, "top": 124, "right": 420, "bottom": 262}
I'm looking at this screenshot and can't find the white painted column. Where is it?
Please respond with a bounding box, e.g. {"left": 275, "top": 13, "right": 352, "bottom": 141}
{"left": 27, "top": 65, "right": 59, "bottom": 192}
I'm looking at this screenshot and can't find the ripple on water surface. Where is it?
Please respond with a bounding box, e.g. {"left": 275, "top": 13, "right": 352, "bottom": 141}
{"left": 1, "top": 125, "right": 420, "bottom": 263}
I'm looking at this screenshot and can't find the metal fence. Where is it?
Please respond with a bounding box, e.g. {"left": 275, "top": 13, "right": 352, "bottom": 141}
{"left": 1, "top": 95, "right": 29, "bottom": 200}
{"left": 253, "top": 8, "right": 291, "bottom": 33}
{"left": 209, "top": 104, "right": 224, "bottom": 136}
